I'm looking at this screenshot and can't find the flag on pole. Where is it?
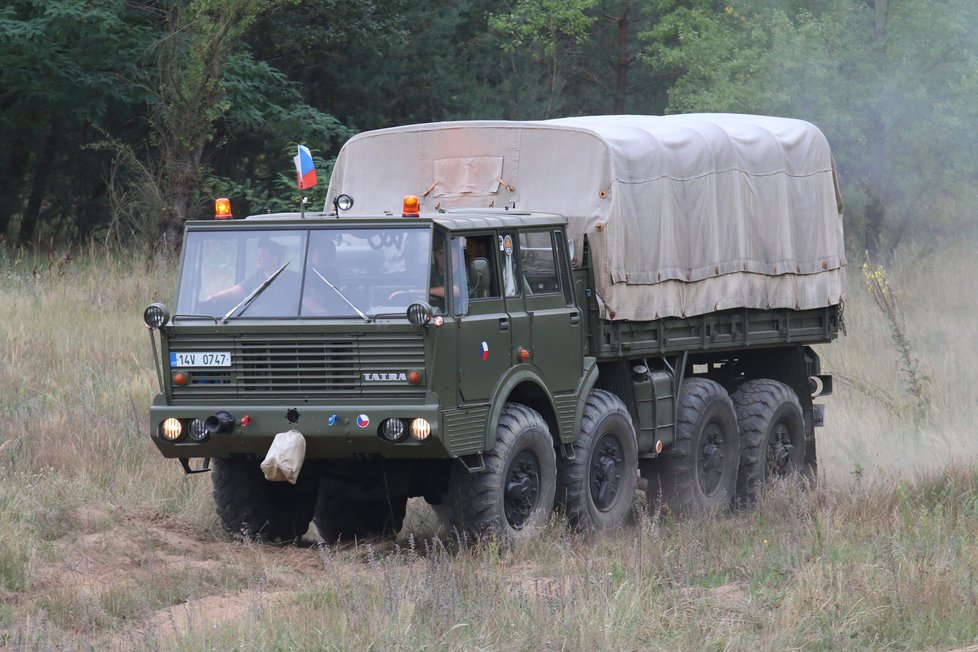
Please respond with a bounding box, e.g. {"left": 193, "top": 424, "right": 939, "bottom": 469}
{"left": 293, "top": 145, "right": 318, "bottom": 190}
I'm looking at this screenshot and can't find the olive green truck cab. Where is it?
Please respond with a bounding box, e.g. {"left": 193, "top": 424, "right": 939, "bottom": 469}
{"left": 145, "top": 115, "right": 845, "bottom": 541}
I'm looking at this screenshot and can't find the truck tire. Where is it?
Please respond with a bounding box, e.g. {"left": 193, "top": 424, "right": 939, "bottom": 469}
{"left": 314, "top": 491, "right": 407, "bottom": 543}
{"left": 731, "top": 379, "right": 806, "bottom": 506}
{"left": 556, "top": 389, "right": 638, "bottom": 531}
{"left": 211, "top": 456, "right": 317, "bottom": 543}
{"left": 653, "top": 378, "right": 739, "bottom": 517}
{"left": 449, "top": 403, "right": 556, "bottom": 540}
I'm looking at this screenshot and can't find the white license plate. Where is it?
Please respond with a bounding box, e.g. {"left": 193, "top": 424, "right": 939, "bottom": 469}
{"left": 169, "top": 352, "right": 231, "bottom": 367}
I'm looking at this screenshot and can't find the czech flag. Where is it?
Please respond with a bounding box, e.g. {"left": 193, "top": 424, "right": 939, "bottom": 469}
{"left": 293, "top": 145, "right": 318, "bottom": 190}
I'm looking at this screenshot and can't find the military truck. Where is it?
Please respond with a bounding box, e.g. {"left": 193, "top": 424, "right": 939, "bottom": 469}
{"left": 144, "top": 114, "right": 845, "bottom": 542}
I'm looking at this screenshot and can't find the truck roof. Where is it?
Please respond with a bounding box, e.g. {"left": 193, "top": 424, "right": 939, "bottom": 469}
{"left": 195, "top": 209, "right": 567, "bottom": 232}
{"left": 325, "top": 114, "right": 846, "bottom": 320}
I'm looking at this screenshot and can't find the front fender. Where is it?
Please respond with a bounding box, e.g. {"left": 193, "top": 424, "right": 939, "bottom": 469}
{"left": 483, "top": 356, "right": 597, "bottom": 450}
{"left": 484, "top": 366, "right": 556, "bottom": 451}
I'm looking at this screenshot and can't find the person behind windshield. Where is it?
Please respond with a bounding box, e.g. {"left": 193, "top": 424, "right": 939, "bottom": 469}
{"left": 387, "top": 236, "right": 452, "bottom": 309}
{"left": 202, "top": 239, "right": 295, "bottom": 308}
{"left": 301, "top": 238, "right": 343, "bottom": 315}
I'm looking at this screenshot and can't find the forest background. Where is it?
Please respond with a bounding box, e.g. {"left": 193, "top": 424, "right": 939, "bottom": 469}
{"left": 3, "top": 0, "right": 978, "bottom": 258}
{"left": 4, "top": 2, "right": 978, "bottom": 647}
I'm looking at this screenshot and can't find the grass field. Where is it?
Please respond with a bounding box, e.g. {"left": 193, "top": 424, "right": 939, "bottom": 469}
{"left": 1, "top": 239, "right": 977, "bottom": 650}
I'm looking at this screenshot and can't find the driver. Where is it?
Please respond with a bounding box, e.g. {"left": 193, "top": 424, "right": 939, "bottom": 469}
{"left": 388, "top": 237, "right": 455, "bottom": 310}
{"left": 203, "top": 239, "right": 296, "bottom": 309}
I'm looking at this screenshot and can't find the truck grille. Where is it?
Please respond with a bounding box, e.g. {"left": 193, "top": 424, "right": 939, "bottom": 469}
{"left": 167, "top": 332, "right": 425, "bottom": 400}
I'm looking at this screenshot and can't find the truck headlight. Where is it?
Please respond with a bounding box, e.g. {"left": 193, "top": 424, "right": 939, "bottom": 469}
{"left": 160, "top": 418, "right": 183, "bottom": 441}
{"left": 410, "top": 418, "right": 431, "bottom": 441}
{"left": 379, "top": 418, "right": 407, "bottom": 442}
{"left": 187, "top": 418, "right": 209, "bottom": 442}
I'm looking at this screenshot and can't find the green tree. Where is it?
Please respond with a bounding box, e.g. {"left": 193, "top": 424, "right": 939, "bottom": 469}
{"left": 252, "top": 0, "right": 510, "bottom": 129}
{"left": 489, "top": 0, "right": 598, "bottom": 117}
{"left": 488, "top": 1, "right": 677, "bottom": 118}
{"left": 643, "top": 0, "right": 978, "bottom": 256}
{"left": 147, "top": 0, "right": 271, "bottom": 244}
{"left": 0, "top": 0, "right": 150, "bottom": 244}
{"left": 208, "top": 55, "right": 353, "bottom": 217}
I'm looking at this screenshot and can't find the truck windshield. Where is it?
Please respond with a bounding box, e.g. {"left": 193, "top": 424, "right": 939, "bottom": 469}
{"left": 175, "top": 226, "right": 433, "bottom": 319}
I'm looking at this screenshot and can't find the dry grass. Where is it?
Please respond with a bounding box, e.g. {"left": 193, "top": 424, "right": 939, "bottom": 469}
{"left": 1, "top": 238, "right": 977, "bottom": 650}
{"left": 817, "top": 238, "right": 978, "bottom": 484}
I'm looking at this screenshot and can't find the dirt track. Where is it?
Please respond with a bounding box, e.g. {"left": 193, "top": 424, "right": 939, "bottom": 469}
{"left": 13, "top": 500, "right": 445, "bottom": 648}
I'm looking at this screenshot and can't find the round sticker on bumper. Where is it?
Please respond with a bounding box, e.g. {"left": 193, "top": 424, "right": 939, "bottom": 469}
{"left": 356, "top": 414, "right": 370, "bottom": 428}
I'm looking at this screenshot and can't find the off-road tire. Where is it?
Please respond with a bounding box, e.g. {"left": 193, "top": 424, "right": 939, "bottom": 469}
{"left": 449, "top": 403, "right": 556, "bottom": 540}
{"left": 314, "top": 491, "right": 408, "bottom": 543}
{"left": 211, "top": 456, "right": 317, "bottom": 543}
{"left": 556, "top": 389, "right": 638, "bottom": 531}
{"left": 651, "top": 378, "right": 739, "bottom": 517}
{"left": 397, "top": 497, "right": 452, "bottom": 542}
{"left": 731, "top": 379, "right": 806, "bottom": 506}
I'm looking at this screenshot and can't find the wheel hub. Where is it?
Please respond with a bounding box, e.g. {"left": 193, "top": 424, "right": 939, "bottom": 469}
{"left": 767, "top": 422, "right": 795, "bottom": 476}
{"left": 504, "top": 450, "right": 541, "bottom": 528}
{"left": 699, "top": 422, "right": 727, "bottom": 495}
{"left": 590, "top": 434, "right": 624, "bottom": 511}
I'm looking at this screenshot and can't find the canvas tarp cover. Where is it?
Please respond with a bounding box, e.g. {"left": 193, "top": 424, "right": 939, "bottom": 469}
{"left": 325, "top": 114, "right": 846, "bottom": 320}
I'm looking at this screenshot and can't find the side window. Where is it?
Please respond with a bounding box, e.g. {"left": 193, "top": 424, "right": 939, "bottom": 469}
{"left": 448, "top": 237, "right": 469, "bottom": 316}
{"left": 430, "top": 232, "right": 448, "bottom": 314}
{"left": 519, "top": 231, "right": 560, "bottom": 295}
{"left": 463, "top": 235, "right": 499, "bottom": 300}
{"left": 554, "top": 229, "right": 575, "bottom": 306}
{"left": 500, "top": 233, "right": 520, "bottom": 298}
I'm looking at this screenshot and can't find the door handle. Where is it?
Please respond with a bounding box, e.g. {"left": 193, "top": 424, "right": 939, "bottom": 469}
{"left": 499, "top": 317, "right": 510, "bottom": 331}
{"left": 570, "top": 313, "right": 580, "bottom": 325}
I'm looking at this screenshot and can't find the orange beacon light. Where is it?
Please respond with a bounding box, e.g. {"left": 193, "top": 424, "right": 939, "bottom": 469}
{"left": 215, "top": 198, "right": 233, "bottom": 219}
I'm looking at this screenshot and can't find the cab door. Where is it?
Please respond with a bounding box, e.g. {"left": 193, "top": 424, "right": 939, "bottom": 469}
{"left": 455, "top": 234, "right": 512, "bottom": 402}
{"left": 516, "top": 229, "right": 583, "bottom": 393}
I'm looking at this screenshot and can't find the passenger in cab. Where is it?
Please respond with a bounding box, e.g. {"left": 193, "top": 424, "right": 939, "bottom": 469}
{"left": 301, "top": 238, "right": 346, "bottom": 316}
{"left": 202, "top": 239, "right": 298, "bottom": 313}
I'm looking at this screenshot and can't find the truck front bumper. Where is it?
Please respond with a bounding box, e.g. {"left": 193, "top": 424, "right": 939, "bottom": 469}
{"left": 149, "top": 396, "right": 449, "bottom": 459}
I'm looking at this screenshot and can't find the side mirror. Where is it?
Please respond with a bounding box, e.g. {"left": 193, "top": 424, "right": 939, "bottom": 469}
{"left": 469, "top": 258, "right": 491, "bottom": 292}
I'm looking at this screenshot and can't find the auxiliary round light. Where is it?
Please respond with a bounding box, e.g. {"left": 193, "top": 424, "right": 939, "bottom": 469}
{"left": 334, "top": 193, "right": 354, "bottom": 212}
{"left": 160, "top": 418, "right": 183, "bottom": 441}
{"left": 188, "top": 418, "right": 209, "bottom": 442}
{"left": 173, "top": 371, "right": 189, "bottom": 386}
{"left": 143, "top": 303, "right": 170, "bottom": 329}
{"left": 379, "top": 418, "right": 407, "bottom": 442}
{"left": 406, "top": 302, "right": 433, "bottom": 327}
{"left": 407, "top": 370, "right": 422, "bottom": 385}
{"left": 410, "top": 418, "right": 431, "bottom": 441}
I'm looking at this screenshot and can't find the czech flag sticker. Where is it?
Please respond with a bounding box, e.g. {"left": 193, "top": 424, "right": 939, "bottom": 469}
{"left": 356, "top": 414, "right": 370, "bottom": 428}
{"left": 480, "top": 341, "right": 489, "bottom": 361}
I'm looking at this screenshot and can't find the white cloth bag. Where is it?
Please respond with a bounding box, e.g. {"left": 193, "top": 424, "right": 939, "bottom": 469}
{"left": 260, "top": 429, "right": 306, "bottom": 484}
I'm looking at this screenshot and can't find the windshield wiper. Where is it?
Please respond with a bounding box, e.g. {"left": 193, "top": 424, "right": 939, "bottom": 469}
{"left": 311, "top": 267, "right": 370, "bottom": 321}
{"left": 221, "top": 261, "right": 289, "bottom": 323}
